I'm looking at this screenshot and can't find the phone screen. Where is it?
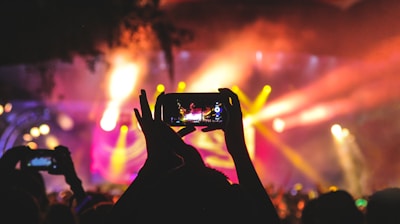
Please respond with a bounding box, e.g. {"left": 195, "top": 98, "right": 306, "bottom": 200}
{"left": 160, "top": 93, "right": 225, "bottom": 126}
{"left": 27, "top": 156, "right": 53, "bottom": 168}
{"left": 23, "top": 149, "right": 57, "bottom": 171}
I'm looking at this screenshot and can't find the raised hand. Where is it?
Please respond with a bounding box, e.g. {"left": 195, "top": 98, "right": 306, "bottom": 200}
{"left": 134, "top": 89, "right": 184, "bottom": 173}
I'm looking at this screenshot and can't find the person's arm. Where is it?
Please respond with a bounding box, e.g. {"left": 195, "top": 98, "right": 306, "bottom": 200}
{"left": 106, "top": 89, "right": 185, "bottom": 224}
{"left": 51, "top": 145, "right": 89, "bottom": 212}
{"left": 219, "top": 88, "right": 281, "bottom": 224}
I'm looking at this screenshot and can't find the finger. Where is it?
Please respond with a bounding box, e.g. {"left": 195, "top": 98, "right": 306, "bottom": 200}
{"left": 154, "top": 91, "right": 165, "bottom": 121}
{"left": 134, "top": 108, "right": 144, "bottom": 130}
{"left": 218, "top": 88, "right": 233, "bottom": 109}
{"left": 139, "top": 89, "right": 152, "bottom": 121}
{"left": 219, "top": 87, "right": 242, "bottom": 113}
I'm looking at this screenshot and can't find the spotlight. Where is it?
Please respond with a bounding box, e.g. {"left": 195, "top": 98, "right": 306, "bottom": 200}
{"left": 4, "top": 103, "right": 12, "bottom": 113}
{"left": 39, "top": 124, "right": 50, "bottom": 135}
{"left": 156, "top": 84, "right": 165, "bottom": 93}
{"left": 177, "top": 81, "right": 186, "bottom": 92}
{"left": 30, "top": 127, "right": 40, "bottom": 138}
{"left": 273, "top": 118, "right": 285, "bottom": 133}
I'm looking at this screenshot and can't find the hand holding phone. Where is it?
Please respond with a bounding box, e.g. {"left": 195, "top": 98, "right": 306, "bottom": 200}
{"left": 21, "top": 149, "right": 60, "bottom": 173}
{"left": 158, "top": 92, "right": 226, "bottom": 128}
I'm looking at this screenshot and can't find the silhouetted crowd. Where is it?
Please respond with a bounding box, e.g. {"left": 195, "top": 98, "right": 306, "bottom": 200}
{"left": 1, "top": 88, "right": 400, "bottom": 224}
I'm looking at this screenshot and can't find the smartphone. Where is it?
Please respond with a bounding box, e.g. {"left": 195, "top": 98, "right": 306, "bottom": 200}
{"left": 159, "top": 92, "right": 226, "bottom": 127}
{"left": 21, "top": 149, "right": 58, "bottom": 171}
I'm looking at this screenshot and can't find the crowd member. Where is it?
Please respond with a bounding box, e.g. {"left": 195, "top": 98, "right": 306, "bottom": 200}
{"left": 365, "top": 187, "right": 400, "bottom": 224}
{"left": 0, "top": 187, "right": 43, "bottom": 224}
{"left": 0, "top": 146, "right": 50, "bottom": 214}
{"left": 0, "top": 145, "right": 106, "bottom": 224}
{"left": 79, "top": 201, "right": 114, "bottom": 224}
{"left": 300, "top": 198, "right": 318, "bottom": 224}
{"left": 301, "top": 189, "right": 364, "bottom": 224}
{"left": 106, "top": 88, "right": 281, "bottom": 223}
{"left": 43, "top": 203, "right": 78, "bottom": 224}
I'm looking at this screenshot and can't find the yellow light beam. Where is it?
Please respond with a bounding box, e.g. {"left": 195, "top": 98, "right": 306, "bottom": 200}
{"left": 251, "top": 85, "right": 272, "bottom": 113}
{"left": 231, "top": 85, "right": 252, "bottom": 109}
{"left": 110, "top": 125, "right": 129, "bottom": 177}
{"left": 254, "top": 122, "right": 329, "bottom": 188}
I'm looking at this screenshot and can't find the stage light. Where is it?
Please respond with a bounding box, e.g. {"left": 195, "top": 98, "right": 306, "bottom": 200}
{"left": 294, "top": 183, "right": 303, "bottom": 191}
{"left": 290, "top": 183, "right": 303, "bottom": 196}
{"left": 45, "top": 135, "right": 59, "bottom": 149}
{"left": 57, "top": 113, "right": 74, "bottom": 131}
{"left": 39, "top": 124, "right": 50, "bottom": 135}
{"left": 328, "top": 185, "right": 338, "bottom": 192}
{"left": 156, "top": 84, "right": 165, "bottom": 93}
{"left": 23, "top": 133, "right": 33, "bottom": 142}
{"left": 355, "top": 198, "right": 368, "bottom": 208}
{"left": 109, "top": 63, "right": 138, "bottom": 101}
{"left": 243, "top": 116, "right": 254, "bottom": 126}
{"left": 331, "top": 125, "right": 366, "bottom": 197}
{"left": 100, "top": 106, "right": 120, "bottom": 131}
{"left": 30, "top": 127, "right": 40, "bottom": 138}
{"left": 331, "top": 124, "right": 342, "bottom": 139}
{"left": 26, "top": 142, "right": 38, "bottom": 149}
{"left": 263, "top": 85, "right": 272, "bottom": 94}
{"left": 177, "top": 81, "right": 186, "bottom": 92}
{"left": 273, "top": 118, "right": 285, "bottom": 133}
{"left": 228, "top": 86, "right": 327, "bottom": 187}
{"left": 120, "top": 124, "right": 129, "bottom": 133}
{"left": 0, "top": 105, "right": 3, "bottom": 115}
{"left": 342, "top": 128, "right": 350, "bottom": 138}
{"left": 153, "top": 84, "right": 166, "bottom": 100}
{"left": 4, "top": 103, "right": 12, "bottom": 113}
{"left": 308, "top": 190, "right": 318, "bottom": 199}
{"left": 231, "top": 85, "right": 239, "bottom": 92}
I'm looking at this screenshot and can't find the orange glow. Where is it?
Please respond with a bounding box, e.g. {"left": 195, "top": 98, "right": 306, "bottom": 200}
{"left": 109, "top": 62, "right": 138, "bottom": 101}
{"left": 45, "top": 135, "right": 60, "bottom": 149}
{"left": 254, "top": 94, "right": 308, "bottom": 121}
{"left": 23, "top": 133, "right": 33, "bottom": 142}
{"left": 253, "top": 58, "right": 400, "bottom": 131}
{"left": 57, "top": 113, "right": 74, "bottom": 131}
{"left": 100, "top": 51, "right": 142, "bottom": 132}
{"left": 4, "top": 102, "right": 12, "bottom": 113}
{"left": 186, "top": 62, "right": 244, "bottom": 92}
{"left": 26, "top": 142, "right": 38, "bottom": 149}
